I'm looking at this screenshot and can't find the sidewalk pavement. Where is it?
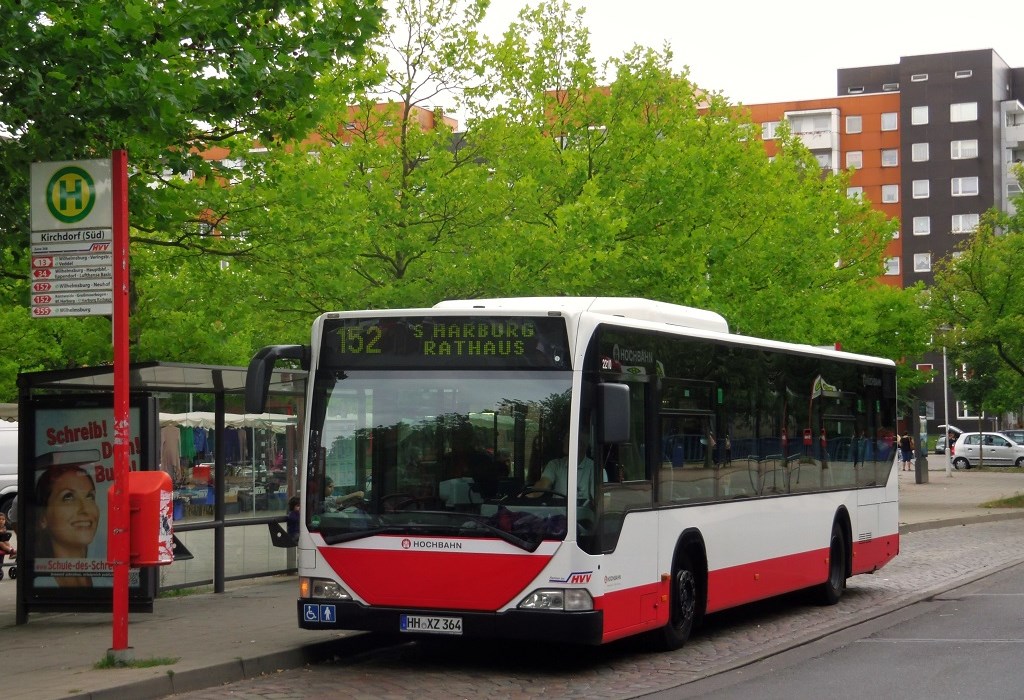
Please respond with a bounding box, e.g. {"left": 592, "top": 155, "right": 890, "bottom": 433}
{"left": 4, "top": 457, "right": 1024, "bottom": 700}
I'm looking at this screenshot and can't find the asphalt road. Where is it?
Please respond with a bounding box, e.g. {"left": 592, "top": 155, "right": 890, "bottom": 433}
{"left": 666, "top": 560, "right": 1024, "bottom": 699}
{"left": 167, "top": 517, "right": 1024, "bottom": 700}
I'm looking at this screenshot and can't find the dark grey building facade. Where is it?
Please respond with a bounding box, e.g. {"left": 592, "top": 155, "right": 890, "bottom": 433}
{"left": 838, "top": 50, "right": 1024, "bottom": 432}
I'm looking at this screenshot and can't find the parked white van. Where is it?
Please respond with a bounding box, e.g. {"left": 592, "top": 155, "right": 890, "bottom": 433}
{"left": 0, "top": 422, "right": 16, "bottom": 516}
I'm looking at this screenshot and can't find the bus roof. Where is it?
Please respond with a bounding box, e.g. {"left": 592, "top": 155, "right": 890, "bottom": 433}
{"left": 432, "top": 297, "right": 730, "bottom": 334}
{"left": 430, "top": 297, "right": 893, "bottom": 368}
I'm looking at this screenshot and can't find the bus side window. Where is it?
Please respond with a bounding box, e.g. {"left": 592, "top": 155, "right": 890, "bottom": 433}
{"left": 603, "top": 442, "right": 645, "bottom": 483}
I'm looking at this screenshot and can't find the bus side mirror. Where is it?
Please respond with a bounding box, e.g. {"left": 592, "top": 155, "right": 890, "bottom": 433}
{"left": 245, "top": 344, "right": 308, "bottom": 413}
{"left": 598, "top": 383, "right": 630, "bottom": 444}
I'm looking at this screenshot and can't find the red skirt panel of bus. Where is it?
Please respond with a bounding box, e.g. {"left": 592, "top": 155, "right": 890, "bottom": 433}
{"left": 851, "top": 533, "right": 898, "bottom": 575}
{"left": 593, "top": 531, "right": 899, "bottom": 643}
{"left": 706, "top": 547, "right": 827, "bottom": 613}
{"left": 705, "top": 533, "right": 898, "bottom": 613}
{"left": 596, "top": 582, "right": 666, "bottom": 643}
{"left": 318, "top": 545, "right": 553, "bottom": 611}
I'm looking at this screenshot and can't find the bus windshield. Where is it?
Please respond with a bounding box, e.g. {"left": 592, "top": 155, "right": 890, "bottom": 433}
{"left": 307, "top": 370, "right": 574, "bottom": 551}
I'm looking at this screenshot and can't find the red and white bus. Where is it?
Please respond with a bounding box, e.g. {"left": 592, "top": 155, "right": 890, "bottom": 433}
{"left": 246, "top": 297, "right": 899, "bottom": 648}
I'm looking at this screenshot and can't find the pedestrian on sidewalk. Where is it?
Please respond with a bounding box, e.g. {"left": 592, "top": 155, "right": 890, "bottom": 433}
{"left": 899, "top": 433, "right": 915, "bottom": 472}
{"left": 0, "top": 511, "right": 15, "bottom": 559}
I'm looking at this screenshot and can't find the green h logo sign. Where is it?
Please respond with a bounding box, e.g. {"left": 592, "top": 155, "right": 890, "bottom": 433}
{"left": 46, "top": 166, "right": 96, "bottom": 223}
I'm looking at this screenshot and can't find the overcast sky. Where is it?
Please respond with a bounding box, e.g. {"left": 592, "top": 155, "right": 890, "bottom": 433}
{"left": 478, "top": 1, "right": 1023, "bottom": 105}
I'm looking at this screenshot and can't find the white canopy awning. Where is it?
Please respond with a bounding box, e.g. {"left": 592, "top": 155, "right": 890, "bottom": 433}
{"left": 160, "top": 412, "right": 298, "bottom": 433}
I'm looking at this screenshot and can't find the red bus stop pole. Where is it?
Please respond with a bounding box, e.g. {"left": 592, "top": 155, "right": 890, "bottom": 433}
{"left": 110, "top": 148, "right": 131, "bottom": 653}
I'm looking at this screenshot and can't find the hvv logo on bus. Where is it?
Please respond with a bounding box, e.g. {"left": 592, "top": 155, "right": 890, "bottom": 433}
{"left": 549, "top": 571, "right": 594, "bottom": 584}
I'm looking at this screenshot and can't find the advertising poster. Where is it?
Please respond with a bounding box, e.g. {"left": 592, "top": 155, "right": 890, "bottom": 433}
{"left": 30, "top": 402, "right": 146, "bottom": 592}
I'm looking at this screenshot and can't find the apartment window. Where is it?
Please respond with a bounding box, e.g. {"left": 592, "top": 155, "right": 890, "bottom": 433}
{"left": 911, "top": 73, "right": 929, "bottom": 82}
{"left": 845, "top": 115, "right": 862, "bottom": 134}
{"left": 846, "top": 151, "right": 863, "bottom": 168}
{"left": 846, "top": 186, "right": 863, "bottom": 200}
{"left": 951, "top": 176, "right": 979, "bottom": 196}
{"left": 951, "top": 213, "right": 980, "bottom": 233}
{"left": 881, "top": 149, "right": 899, "bottom": 166}
{"left": 913, "top": 216, "right": 931, "bottom": 235}
{"left": 762, "top": 121, "right": 780, "bottom": 140}
{"left": 882, "top": 82, "right": 900, "bottom": 91}
{"left": 914, "top": 253, "right": 932, "bottom": 272}
{"left": 912, "top": 179, "right": 930, "bottom": 199}
{"left": 954, "top": 69, "right": 973, "bottom": 79}
{"left": 847, "top": 86, "right": 865, "bottom": 94}
{"left": 790, "top": 114, "right": 832, "bottom": 134}
{"left": 815, "top": 153, "right": 832, "bottom": 169}
{"left": 950, "top": 139, "right": 978, "bottom": 159}
{"left": 882, "top": 184, "right": 899, "bottom": 203}
{"left": 884, "top": 257, "right": 900, "bottom": 276}
{"left": 956, "top": 401, "right": 979, "bottom": 420}
{"left": 950, "top": 102, "right": 978, "bottom": 122}
{"left": 911, "top": 106, "right": 929, "bottom": 125}
{"left": 911, "top": 142, "right": 929, "bottom": 162}
{"left": 344, "top": 122, "right": 356, "bottom": 130}
{"left": 881, "top": 112, "right": 898, "bottom": 131}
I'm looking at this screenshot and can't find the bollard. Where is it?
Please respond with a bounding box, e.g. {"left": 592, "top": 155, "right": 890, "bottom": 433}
{"left": 915, "top": 452, "right": 930, "bottom": 484}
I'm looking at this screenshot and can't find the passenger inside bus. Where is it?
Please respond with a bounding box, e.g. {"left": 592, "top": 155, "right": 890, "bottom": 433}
{"left": 442, "top": 421, "right": 499, "bottom": 499}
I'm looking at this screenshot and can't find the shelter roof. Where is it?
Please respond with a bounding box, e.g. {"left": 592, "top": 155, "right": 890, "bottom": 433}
{"left": 18, "top": 361, "right": 305, "bottom": 398}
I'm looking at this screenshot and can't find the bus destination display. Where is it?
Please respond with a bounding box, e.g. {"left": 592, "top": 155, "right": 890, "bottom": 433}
{"left": 320, "top": 316, "right": 570, "bottom": 370}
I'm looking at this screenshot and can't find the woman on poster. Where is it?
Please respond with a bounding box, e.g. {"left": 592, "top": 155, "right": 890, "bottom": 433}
{"left": 34, "top": 464, "right": 101, "bottom": 588}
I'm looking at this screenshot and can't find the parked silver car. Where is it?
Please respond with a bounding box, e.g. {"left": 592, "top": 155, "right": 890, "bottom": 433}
{"left": 1000, "top": 429, "right": 1024, "bottom": 445}
{"left": 951, "top": 431, "right": 1024, "bottom": 469}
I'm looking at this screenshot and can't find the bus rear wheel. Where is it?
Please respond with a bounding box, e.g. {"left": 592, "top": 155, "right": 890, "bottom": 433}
{"left": 657, "top": 552, "right": 697, "bottom": 651}
{"left": 816, "top": 522, "right": 846, "bottom": 605}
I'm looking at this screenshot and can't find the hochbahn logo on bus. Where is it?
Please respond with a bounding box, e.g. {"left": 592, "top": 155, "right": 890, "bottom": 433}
{"left": 401, "top": 538, "right": 463, "bottom": 550}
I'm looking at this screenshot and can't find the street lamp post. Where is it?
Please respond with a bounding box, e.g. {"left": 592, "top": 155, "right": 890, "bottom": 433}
{"left": 943, "top": 345, "right": 952, "bottom": 477}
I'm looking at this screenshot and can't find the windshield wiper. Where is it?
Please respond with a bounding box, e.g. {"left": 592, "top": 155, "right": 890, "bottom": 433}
{"left": 454, "top": 517, "right": 539, "bottom": 552}
{"left": 320, "top": 518, "right": 539, "bottom": 552}
{"left": 320, "top": 525, "right": 402, "bottom": 545}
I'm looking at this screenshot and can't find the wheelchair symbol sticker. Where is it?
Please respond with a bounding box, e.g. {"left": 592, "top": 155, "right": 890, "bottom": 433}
{"left": 303, "top": 603, "right": 336, "bottom": 623}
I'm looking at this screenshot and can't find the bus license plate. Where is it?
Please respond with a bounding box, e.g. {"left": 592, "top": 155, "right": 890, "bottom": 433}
{"left": 399, "top": 614, "right": 463, "bottom": 635}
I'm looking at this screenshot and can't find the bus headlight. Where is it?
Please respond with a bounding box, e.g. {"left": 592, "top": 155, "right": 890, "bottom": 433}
{"left": 300, "top": 577, "right": 352, "bottom": 600}
{"left": 518, "top": 588, "right": 593, "bottom": 611}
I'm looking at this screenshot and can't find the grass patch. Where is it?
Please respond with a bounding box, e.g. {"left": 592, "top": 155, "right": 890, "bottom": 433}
{"left": 981, "top": 494, "right": 1024, "bottom": 509}
{"left": 974, "top": 491, "right": 1024, "bottom": 507}
{"left": 94, "top": 654, "right": 179, "bottom": 670}
{"left": 157, "top": 586, "right": 206, "bottom": 599}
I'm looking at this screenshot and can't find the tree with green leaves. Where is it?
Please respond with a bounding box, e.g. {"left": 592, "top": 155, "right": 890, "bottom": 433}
{"left": 0, "top": 0, "right": 931, "bottom": 410}
{"left": 0, "top": 0, "right": 383, "bottom": 398}
{"left": 930, "top": 198, "right": 1024, "bottom": 417}
{"left": 165, "top": 0, "right": 932, "bottom": 367}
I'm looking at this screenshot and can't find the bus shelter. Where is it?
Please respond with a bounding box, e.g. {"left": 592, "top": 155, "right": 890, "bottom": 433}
{"left": 16, "top": 362, "right": 306, "bottom": 623}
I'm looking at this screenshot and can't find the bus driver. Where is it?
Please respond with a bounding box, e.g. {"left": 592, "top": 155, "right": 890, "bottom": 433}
{"left": 531, "top": 430, "right": 599, "bottom": 503}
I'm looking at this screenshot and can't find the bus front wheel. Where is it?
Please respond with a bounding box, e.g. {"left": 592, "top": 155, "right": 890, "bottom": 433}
{"left": 657, "top": 552, "right": 697, "bottom": 651}
{"left": 816, "top": 522, "right": 847, "bottom": 605}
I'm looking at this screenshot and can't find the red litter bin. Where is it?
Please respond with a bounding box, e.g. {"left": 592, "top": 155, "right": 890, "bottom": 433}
{"left": 128, "top": 471, "right": 174, "bottom": 566}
